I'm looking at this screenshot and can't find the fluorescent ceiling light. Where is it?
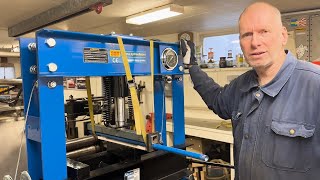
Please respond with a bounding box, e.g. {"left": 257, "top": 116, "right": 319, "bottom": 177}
{"left": 126, "top": 4, "right": 184, "bottom": 25}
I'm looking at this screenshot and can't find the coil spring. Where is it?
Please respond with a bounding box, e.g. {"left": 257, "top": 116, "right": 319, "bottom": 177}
{"left": 102, "top": 77, "right": 112, "bottom": 126}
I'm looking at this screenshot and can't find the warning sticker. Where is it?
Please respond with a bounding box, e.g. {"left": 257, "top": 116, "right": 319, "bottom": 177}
{"left": 83, "top": 48, "right": 108, "bottom": 63}
{"left": 109, "top": 50, "right": 147, "bottom": 63}
{"left": 110, "top": 50, "right": 121, "bottom": 57}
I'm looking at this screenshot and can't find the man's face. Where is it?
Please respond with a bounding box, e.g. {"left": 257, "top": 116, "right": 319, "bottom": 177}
{"left": 239, "top": 8, "right": 287, "bottom": 69}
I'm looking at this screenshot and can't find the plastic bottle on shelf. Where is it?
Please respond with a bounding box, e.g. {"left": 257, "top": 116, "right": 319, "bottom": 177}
{"left": 236, "top": 53, "right": 244, "bottom": 67}
{"left": 207, "top": 48, "right": 215, "bottom": 68}
{"left": 208, "top": 48, "right": 214, "bottom": 61}
{"left": 227, "top": 50, "right": 234, "bottom": 67}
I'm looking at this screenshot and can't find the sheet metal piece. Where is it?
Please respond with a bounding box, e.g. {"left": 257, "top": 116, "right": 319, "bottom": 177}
{"left": 87, "top": 123, "right": 145, "bottom": 143}
{"left": 8, "top": 0, "right": 112, "bottom": 37}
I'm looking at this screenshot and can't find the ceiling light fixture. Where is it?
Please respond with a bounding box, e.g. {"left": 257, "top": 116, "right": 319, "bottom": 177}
{"left": 126, "top": 4, "right": 184, "bottom": 25}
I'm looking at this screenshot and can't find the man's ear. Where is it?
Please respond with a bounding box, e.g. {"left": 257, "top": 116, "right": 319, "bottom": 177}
{"left": 282, "top": 26, "right": 288, "bottom": 46}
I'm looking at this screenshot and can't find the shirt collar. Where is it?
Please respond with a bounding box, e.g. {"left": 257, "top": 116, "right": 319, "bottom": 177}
{"left": 239, "top": 70, "right": 259, "bottom": 92}
{"left": 261, "top": 52, "right": 297, "bottom": 97}
{"left": 240, "top": 52, "right": 297, "bottom": 97}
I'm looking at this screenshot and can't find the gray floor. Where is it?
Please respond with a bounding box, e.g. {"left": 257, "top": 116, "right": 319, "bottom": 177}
{"left": 0, "top": 119, "right": 27, "bottom": 179}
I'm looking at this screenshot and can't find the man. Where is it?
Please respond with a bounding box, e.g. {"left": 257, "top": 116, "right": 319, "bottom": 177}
{"left": 181, "top": 2, "right": 320, "bottom": 180}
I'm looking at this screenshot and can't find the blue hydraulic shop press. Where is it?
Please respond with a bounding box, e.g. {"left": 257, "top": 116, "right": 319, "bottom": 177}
{"left": 19, "top": 29, "right": 208, "bottom": 180}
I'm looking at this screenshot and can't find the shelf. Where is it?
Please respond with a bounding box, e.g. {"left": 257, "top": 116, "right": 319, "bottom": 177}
{"left": 0, "top": 52, "right": 20, "bottom": 58}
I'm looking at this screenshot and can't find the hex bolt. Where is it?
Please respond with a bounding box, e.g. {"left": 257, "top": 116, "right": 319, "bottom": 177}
{"left": 29, "top": 65, "right": 37, "bottom": 74}
{"left": 28, "top": 43, "right": 37, "bottom": 51}
{"left": 179, "top": 65, "right": 184, "bottom": 72}
{"left": 48, "top": 81, "right": 57, "bottom": 88}
{"left": 45, "top": 38, "right": 56, "bottom": 47}
{"left": 48, "top": 63, "right": 58, "bottom": 72}
{"left": 165, "top": 75, "right": 172, "bottom": 83}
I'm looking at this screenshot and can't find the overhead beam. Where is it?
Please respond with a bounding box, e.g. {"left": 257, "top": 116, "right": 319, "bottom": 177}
{"left": 8, "top": 0, "right": 112, "bottom": 37}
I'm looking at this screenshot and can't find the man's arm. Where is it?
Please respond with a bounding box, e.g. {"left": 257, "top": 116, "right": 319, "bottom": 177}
{"left": 181, "top": 39, "right": 235, "bottom": 119}
{"left": 189, "top": 65, "right": 235, "bottom": 119}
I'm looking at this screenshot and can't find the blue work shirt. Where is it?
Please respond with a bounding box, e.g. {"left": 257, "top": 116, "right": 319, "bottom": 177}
{"left": 189, "top": 52, "right": 320, "bottom": 180}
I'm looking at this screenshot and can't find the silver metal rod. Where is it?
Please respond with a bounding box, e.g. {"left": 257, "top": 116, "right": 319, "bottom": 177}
{"left": 66, "top": 145, "right": 101, "bottom": 159}
{"left": 66, "top": 136, "right": 96, "bottom": 152}
{"left": 115, "top": 97, "right": 125, "bottom": 128}
{"left": 282, "top": 9, "right": 320, "bottom": 16}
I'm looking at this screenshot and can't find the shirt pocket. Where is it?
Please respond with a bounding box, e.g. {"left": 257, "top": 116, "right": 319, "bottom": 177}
{"left": 261, "top": 120, "right": 315, "bottom": 172}
{"left": 231, "top": 111, "right": 243, "bottom": 129}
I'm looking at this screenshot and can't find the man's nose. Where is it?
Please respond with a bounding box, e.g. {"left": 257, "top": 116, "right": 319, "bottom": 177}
{"left": 251, "top": 33, "right": 261, "bottom": 48}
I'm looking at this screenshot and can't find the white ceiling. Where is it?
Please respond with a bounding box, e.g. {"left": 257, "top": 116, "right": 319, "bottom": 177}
{"left": 0, "top": 0, "right": 320, "bottom": 47}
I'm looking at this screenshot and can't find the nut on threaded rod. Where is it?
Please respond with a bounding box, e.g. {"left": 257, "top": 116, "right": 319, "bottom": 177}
{"left": 28, "top": 43, "right": 36, "bottom": 51}
{"left": 47, "top": 81, "right": 57, "bottom": 88}
{"left": 29, "top": 65, "right": 37, "bottom": 74}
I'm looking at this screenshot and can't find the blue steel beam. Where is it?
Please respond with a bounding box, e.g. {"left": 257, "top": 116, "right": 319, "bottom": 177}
{"left": 172, "top": 75, "right": 185, "bottom": 146}
{"left": 154, "top": 76, "right": 167, "bottom": 145}
{"left": 19, "top": 38, "right": 42, "bottom": 180}
{"left": 35, "top": 29, "right": 183, "bottom": 77}
{"left": 38, "top": 77, "right": 67, "bottom": 179}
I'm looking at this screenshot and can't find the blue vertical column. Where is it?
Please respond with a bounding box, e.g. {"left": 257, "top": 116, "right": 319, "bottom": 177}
{"left": 172, "top": 75, "right": 185, "bottom": 146}
{"left": 38, "top": 77, "right": 67, "bottom": 180}
{"left": 19, "top": 38, "right": 42, "bottom": 180}
{"left": 154, "top": 76, "right": 167, "bottom": 145}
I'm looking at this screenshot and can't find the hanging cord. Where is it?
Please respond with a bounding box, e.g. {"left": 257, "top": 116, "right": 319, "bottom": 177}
{"left": 14, "top": 80, "right": 37, "bottom": 180}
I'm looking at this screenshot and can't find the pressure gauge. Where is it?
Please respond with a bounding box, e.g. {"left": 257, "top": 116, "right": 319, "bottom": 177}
{"left": 161, "top": 48, "right": 178, "bottom": 71}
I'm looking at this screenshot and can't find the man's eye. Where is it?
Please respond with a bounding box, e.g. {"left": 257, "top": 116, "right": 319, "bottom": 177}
{"left": 241, "top": 33, "right": 252, "bottom": 38}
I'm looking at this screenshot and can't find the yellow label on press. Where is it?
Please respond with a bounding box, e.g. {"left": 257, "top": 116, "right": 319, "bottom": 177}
{"left": 110, "top": 50, "right": 121, "bottom": 57}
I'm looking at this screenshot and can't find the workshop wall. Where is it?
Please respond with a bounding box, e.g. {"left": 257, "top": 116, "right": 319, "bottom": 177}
{"left": 10, "top": 57, "right": 20, "bottom": 78}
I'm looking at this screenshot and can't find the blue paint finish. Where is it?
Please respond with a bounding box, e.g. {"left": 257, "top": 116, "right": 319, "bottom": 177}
{"left": 158, "top": 44, "right": 183, "bottom": 75}
{"left": 19, "top": 38, "right": 42, "bottom": 180}
{"left": 26, "top": 116, "right": 41, "bottom": 142}
{"left": 20, "top": 29, "right": 192, "bottom": 179}
{"left": 36, "top": 29, "right": 151, "bottom": 77}
{"left": 172, "top": 75, "right": 185, "bottom": 146}
{"left": 38, "top": 77, "right": 67, "bottom": 180}
{"left": 36, "top": 36, "right": 151, "bottom": 77}
{"left": 154, "top": 76, "right": 167, "bottom": 145}
{"left": 152, "top": 144, "right": 208, "bottom": 161}
{"left": 19, "top": 38, "right": 39, "bottom": 117}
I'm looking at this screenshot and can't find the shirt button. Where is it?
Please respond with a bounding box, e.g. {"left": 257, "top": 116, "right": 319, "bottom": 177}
{"left": 289, "top": 129, "right": 295, "bottom": 135}
{"left": 255, "top": 93, "right": 261, "bottom": 97}
{"left": 244, "top": 134, "right": 249, "bottom": 139}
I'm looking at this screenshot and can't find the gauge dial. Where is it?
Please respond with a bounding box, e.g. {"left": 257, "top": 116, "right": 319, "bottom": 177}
{"left": 161, "top": 48, "right": 178, "bottom": 71}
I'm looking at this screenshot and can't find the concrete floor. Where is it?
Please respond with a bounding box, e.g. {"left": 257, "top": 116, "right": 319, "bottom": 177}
{"left": 0, "top": 119, "right": 27, "bottom": 178}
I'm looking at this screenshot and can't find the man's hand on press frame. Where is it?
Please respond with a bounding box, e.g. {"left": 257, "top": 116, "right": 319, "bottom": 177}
{"left": 180, "top": 39, "right": 198, "bottom": 67}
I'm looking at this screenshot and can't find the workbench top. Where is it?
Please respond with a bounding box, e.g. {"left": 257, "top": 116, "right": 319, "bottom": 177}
{"left": 166, "top": 117, "right": 233, "bottom": 144}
